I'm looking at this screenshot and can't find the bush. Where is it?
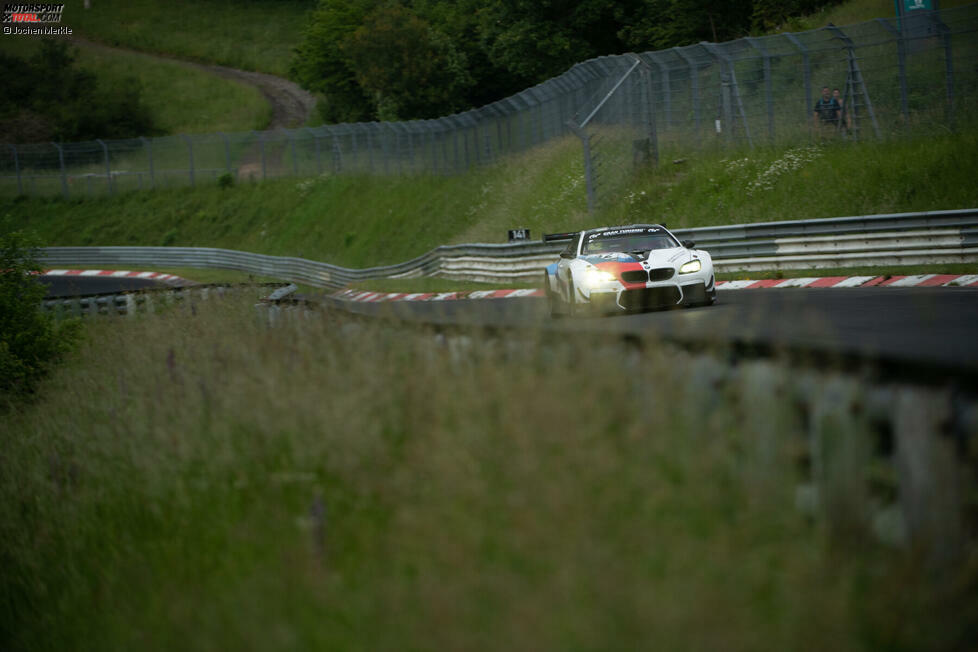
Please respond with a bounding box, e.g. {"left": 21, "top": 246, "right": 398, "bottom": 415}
{"left": 0, "top": 232, "right": 80, "bottom": 405}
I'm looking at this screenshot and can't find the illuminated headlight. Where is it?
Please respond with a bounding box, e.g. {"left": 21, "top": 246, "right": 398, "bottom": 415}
{"left": 583, "top": 268, "right": 616, "bottom": 287}
{"left": 679, "top": 259, "right": 702, "bottom": 274}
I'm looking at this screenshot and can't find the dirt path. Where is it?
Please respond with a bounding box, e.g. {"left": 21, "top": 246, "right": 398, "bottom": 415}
{"left": 69, "top": 36, "right": 316, "bottom": 129}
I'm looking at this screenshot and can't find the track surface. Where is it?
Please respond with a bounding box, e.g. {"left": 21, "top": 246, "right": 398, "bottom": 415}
{"left": 327, "top": 287, "right": 978, "bottom": 373}
{"left": 39, "top": 275, "right": 164, "bottom": 297}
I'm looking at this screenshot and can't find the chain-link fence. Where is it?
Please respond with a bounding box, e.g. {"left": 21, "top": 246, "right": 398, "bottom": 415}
{"left": 2, "top": 6, "right": 976, "bottom": 208}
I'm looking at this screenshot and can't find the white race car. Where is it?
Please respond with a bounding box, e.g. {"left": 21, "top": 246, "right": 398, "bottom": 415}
{"left": 543, "top": 224, "right": 717, "bottom": 316}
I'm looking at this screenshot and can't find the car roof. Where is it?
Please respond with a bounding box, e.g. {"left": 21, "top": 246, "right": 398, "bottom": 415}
{"left": 584, "top": 224, "right": 668, "bottom": 235}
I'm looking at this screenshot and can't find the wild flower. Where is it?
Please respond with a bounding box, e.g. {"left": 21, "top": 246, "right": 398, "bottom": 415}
{"left": 746, "top": 146, "right": 821, "bottom": 196}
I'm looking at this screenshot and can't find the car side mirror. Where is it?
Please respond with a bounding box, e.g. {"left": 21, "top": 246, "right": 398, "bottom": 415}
{"left": 559, "top": 251, "right": 575, "bottom": 259}
{"left": 682, "top": 240, "right": 696, "bottom": 249}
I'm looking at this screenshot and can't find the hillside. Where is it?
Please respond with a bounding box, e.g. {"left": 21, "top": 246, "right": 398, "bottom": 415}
{"left": 3, "top": 129, "right": 976, "bottom": 270}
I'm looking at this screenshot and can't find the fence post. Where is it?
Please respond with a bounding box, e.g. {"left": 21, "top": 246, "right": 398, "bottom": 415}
{"left": 875, "top": 19, "right": 910, "bottom": 125}
{"left": 10, "top": 144, "right": 22, "bottom": 196}
{"left": 647, "top": 53, "right": 671, "bottom": 128}
{"left": 746, "top": 37, "right": 776, "bottom": 142}
{"left": 289, "top": 130, "right": 298, "bottom": 176}
{"left": 218, "top": 131, "right": 231, "bottom": 175}
{"left": 932, "top": 11, "right": 956, "bottom": 127}
{"left": 827, "top": 25, "right": 882, "bottom": 140}
{"left": 52, "top": 142, "right": 68, "bottom": 198}
{"left": 180, "top": 134, "right": 195, "bottom": 187}
{"left": 673, "top": 46, "right": 701, "bottom": 143}
{"left": 566, "top": 120, "right": 597, "bottom": 213}
{"left": 140, "top": 137, "right": 155, "bottom": 188}
{"left": 367, "top": 125, "right": 375, "bottom": 173}
{"left": 701, "top": 42, "right": 753, "bottom": 148}
{"left": 96, "top": 138, "right": 112, "bottom": 195}
{"left": 636, "top": 56, "right": 659, "bottom": 167}
{"left": 259, "top": 131, "right": 267, "bottom": 180}
{"left": 306, "top": 127, "right": 321, "bottom": 174}
{"left": 785, "top": 33, "right": 813, "bottom": 137}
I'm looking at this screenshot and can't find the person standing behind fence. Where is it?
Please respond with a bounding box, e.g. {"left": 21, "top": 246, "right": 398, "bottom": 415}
{"left": 813, "top": 86, "right": 841, "bottom": 140}
{"left": 833, "top": 88, "right": 851, "bottom": 134}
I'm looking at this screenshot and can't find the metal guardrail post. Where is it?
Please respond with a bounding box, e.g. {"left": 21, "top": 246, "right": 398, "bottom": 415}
{"left": 96, "top": 138, "right": 112, "bottom": 195}
{"left": 9, "top": 144, "right": 22, "bottom": 195}
{"left": 180, "top": 134, "right": 195, "bottom": 187}
{"left": 746, "top": 37, "right": 776, "bottom": 142}
{"left": 52, "top": 142, "right": 68, "bottom": 198}
{"left": 140, "top": 136, "right": 155, "bottom": 188}
{"left": 784, "top": 33, "right": 813, "bottom": 135}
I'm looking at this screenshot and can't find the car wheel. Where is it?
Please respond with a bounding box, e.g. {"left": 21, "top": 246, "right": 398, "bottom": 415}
{"left": 567, "top": 280, "right": 578, "bottom": 317}
{"left": 545, "top": 273, "right": 562, "bottom": 318}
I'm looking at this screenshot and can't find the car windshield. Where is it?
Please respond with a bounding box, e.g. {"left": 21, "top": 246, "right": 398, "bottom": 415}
{"left": 582, "top": 228, "right": 678, "bottom": 255}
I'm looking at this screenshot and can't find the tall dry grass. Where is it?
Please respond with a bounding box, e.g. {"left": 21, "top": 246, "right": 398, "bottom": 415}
{"left": 1, "top": 291, "right": 972, "bottom": 650}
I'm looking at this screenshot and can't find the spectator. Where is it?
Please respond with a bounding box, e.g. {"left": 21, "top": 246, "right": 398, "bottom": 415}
{"left": 833, "top": 87, "right": 852, "bottom": 133}
{"left": 813, "top": 86, "right": 841, "bottom": 139}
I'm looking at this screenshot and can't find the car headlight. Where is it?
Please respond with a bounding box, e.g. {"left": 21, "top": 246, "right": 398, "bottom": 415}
{"left": 679, "top": 259, "right": 702, "bottom": 274}
{"left": 583, "top": 268, "right": 616, "bottom": 287}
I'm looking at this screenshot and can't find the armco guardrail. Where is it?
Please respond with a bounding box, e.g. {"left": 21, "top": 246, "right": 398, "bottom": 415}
{"left": 40, "top": 209, "right": 978, "bottom": 287}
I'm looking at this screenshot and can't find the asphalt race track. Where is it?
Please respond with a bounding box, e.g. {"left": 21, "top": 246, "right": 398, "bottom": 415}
{"left": 38, "top": 274, "right": 165, "bottom": 298}
{"left": 325, "top": 287, "right": 978, "bottom": 375}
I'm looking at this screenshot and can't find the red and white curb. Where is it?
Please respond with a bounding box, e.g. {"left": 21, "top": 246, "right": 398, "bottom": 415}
{"left": 43, "top": 269, "right": 194, "bottom": 286}
{"left": 333, "top": 288, "right": 545, "bottom": 303}
{"left": 334, "top": 274, "right": 978, "bottom": 303}
{"left": 716, "top": 274, "right": 978, "bottom": 289}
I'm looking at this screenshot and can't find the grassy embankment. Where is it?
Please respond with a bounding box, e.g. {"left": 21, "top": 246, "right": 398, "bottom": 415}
{"left": 62, "top": 0, "right": 315, "bottom": 77}
{"left": 3, "top": 128, "right": 977, "bottom": 286}
{"left": 2, "top": 291, "right": 975, "bottom": 650}
{"left": 0, "top": 37, "right": 270, "bottom": 135}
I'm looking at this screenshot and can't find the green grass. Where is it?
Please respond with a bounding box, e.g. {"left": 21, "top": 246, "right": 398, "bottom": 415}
{"left": 780, "top": 0, "right": 976, "bottom": 31}
{"left": 3, "top": 129, "right": 977, "bottom": 272}
{"left": 0, "top": 37, "right": 270, "bottom": 135}
{"left": 62, "top": 0, "right": 315, "bottom": 76}
{"left": 2, "top": 292, "right": 974, "bottom": 650}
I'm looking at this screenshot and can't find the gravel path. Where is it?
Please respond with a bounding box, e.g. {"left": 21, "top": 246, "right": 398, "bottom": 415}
{"left": 70, "top": 36, "right": 316, "bottom": 129}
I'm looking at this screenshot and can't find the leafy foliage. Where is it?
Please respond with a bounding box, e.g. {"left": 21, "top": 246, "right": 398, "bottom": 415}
{"left": 0, "top": 232, "right": 79, "bottom": 404}
{"left": 290, "top": 0, "right": 844, "bottom": 124}
{"left": 0, "top": 40, "right": 158, "bottom": 143}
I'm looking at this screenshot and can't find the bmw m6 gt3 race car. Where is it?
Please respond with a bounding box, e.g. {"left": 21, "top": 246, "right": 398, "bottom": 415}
{"left": 543, "top": 224, "right": 716, "bottom": 316}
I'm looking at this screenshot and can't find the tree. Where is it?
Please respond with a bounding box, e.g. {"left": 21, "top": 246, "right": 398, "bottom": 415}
{"left": 342, "top": 4, "right": 472, "bottom": 120}
{"left": 0, "top": 232, "right": 80, "bottom": 405}
{"left": 289, "top": 0, "right": 377, "bottom": 123}
{"left": 0, "top": 40, "right": 159, "bottom": 143}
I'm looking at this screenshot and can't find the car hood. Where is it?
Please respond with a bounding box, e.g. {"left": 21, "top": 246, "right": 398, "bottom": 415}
{"left": 581, "top": 247, "right": 689, "bottom": 267}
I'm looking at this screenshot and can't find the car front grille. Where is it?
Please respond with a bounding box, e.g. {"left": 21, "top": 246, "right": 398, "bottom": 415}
{"left": 620, "top": 270, "right": 648, "bottom": 283}
{"left": 620, "top": 286, "right": 682, "bottom": 310}
{"left": 650, "top": 268, "right": 675, "bottom": 281}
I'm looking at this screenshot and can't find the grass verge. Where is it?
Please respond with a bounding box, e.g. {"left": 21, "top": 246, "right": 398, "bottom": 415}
{"left": 61, "top": 0, "right": 314, "bottom": 77}
{"left": 1, "top": 293, "right": 974, "bottom": 650}
{"left": 0, "top": 37, "right": 270, "bottom": 135}
{"left": 3, "top": 129, "right": 977, "bottom": 270}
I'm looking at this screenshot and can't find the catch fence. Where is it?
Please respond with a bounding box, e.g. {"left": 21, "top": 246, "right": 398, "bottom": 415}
{"left": 2, "top": 5, "right": 976, "bottom": 209}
